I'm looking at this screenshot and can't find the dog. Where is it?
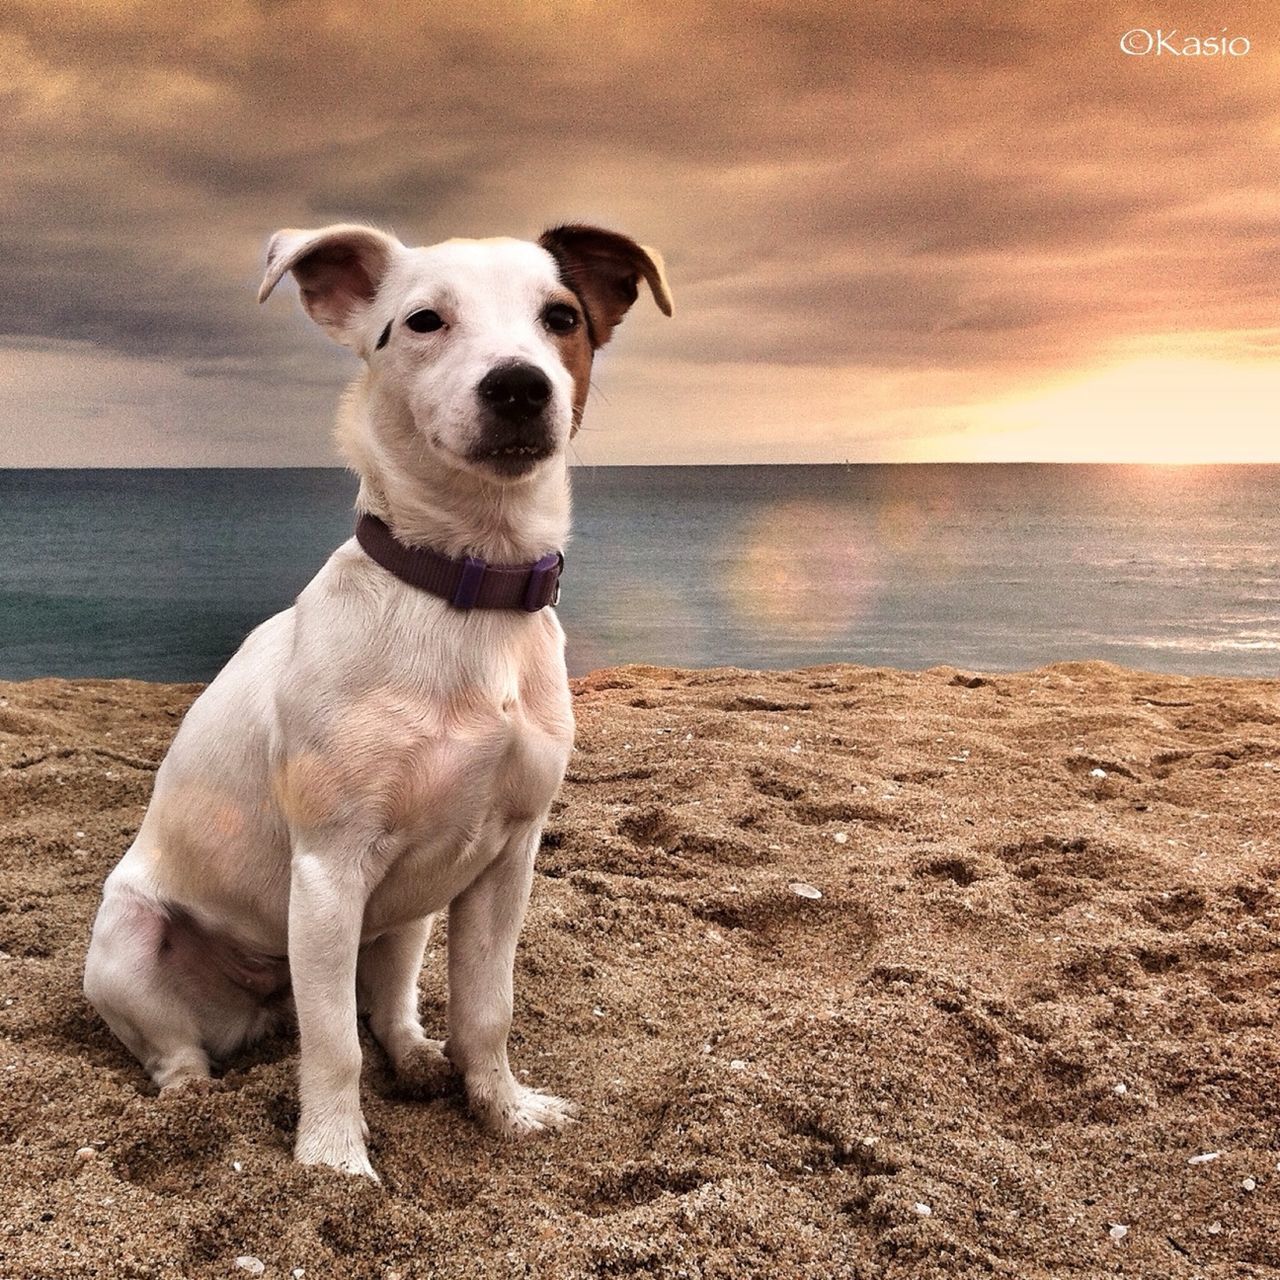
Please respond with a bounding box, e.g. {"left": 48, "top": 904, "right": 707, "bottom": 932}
{"left": 82, "top": 221, "right": 672, "bottom": 1179}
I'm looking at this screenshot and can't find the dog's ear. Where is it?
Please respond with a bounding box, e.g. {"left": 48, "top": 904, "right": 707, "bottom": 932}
{"left": 538, "top": 225, "right": 673, "bottom": 348}
{"left": 257, "top": 224, "right": 402, "bottom": 350}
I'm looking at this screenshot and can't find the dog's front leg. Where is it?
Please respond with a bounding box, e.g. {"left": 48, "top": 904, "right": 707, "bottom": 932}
{"left": 446, "top": 824, "right": 578, "bottom": 1136}
{"left": 289, "top": 849, "right": 377, "bottom": 1180}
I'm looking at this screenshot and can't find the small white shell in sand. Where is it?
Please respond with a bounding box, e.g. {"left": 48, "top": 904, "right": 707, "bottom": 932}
{"left": 1109, "top": 1224, "right": 1128, "bottom": 1241}
{"left": 235, "top": 1258, "right": 265, "bottom": 1276}
{"left": 790, "top": 882, "right": 823, "bottom": 900}
{"left": 1189, "top": 1152, "right": 1221, "bottom": 1165}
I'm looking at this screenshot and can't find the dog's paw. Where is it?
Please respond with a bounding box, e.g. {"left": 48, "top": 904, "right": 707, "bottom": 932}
{"left": 474, "top": 1085, "right": 581, "bottom": 1138}
{"left": 151, "top": 1049, "right": 213, "bottom": 1094}
{"left": 157, "top": 1072, "right": 216, "bottom": 1097}
{"left": 394, "top": 1038, "right": 454, "bottom": 1098}
{"left": 295, "top": 1119, "right": 379, "bottom": 1181}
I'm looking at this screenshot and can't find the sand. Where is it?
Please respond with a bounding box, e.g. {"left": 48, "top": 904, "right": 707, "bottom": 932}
{"left": 0, "top": 661, "right": 1278, "bottom": 1279}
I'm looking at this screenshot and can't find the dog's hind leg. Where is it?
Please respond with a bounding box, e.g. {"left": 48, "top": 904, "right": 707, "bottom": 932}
{"left": 84, "top": 884, "right": 211, "bottom": 1090}
{"left": 357, "top": 915, "right": 451, "bottom": 1093}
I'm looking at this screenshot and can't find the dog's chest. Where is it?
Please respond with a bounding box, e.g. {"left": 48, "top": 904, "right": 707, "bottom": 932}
{"left": 353, "top": 667, "right": 573, "bottom": 928}
{"left": 447, "top": 688, "right": 570, "bottom": 825}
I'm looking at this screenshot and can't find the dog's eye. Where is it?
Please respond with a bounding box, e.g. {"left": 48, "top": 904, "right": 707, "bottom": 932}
{"left": 542, "top": 303, "right": 580, "bottom": 335}
{"left": 405, "top": 309, "right": 445, "bottom": 333}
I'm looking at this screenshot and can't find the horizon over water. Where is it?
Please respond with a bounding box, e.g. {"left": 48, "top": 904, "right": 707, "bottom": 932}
{"left": 0, "top": 463, "right": 1276, "bottom": 682}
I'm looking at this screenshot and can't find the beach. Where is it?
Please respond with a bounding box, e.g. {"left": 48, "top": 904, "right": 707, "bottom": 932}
{"left": 1, "top": 660, "right": 1278, "bottom": 1278}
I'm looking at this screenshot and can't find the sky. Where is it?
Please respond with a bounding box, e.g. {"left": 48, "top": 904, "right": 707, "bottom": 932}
{"left": 2, "top": 0, "right": 1278, "bottom": 466}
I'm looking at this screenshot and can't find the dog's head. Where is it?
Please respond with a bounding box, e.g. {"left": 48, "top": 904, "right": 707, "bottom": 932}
{"left": 258, "top": 222, "right": 672, "bottom": 481}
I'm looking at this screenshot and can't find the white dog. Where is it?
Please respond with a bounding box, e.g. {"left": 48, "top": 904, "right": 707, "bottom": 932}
{"left": 83, "top": 221, "right": 672, "bottom": 1178}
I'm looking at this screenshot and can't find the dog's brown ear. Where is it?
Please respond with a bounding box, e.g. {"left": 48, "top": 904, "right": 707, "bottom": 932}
{"left": 539, "top": 225, "right": 673, "bottom": 348}
{"left": 257, "top": 224, "right": 402, "bottom": 351}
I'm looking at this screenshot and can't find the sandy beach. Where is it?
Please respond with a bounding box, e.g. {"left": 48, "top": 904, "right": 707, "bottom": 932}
{"left": 1, "top": 661, "right": 1278, "bottom": 1278}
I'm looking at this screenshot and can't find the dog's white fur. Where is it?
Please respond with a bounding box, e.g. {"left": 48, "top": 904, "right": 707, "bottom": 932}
{"left": 83, "top": 223, "right": 671, "bottom": 1179}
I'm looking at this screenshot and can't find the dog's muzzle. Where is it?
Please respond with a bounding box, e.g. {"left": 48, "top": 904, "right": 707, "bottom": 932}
{"left": 472, "top": 362, "right": 556, "bottom": 475}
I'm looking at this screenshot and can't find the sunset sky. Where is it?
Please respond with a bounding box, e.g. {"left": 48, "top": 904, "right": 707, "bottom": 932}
{"left": 3, "top": 0, "right": 1278, "bottom": 466}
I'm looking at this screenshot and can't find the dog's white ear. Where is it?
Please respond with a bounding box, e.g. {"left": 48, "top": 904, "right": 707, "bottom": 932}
{"left": 257, "top": 224, "right": 402, "bottom": 349}
{"left": 538, "top": 225, "right": 673, "bottom": 348}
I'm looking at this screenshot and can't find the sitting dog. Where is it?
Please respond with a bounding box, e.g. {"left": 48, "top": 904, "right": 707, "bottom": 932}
{"left": 83, "top": 221, "right": 672, "bottom": 1178}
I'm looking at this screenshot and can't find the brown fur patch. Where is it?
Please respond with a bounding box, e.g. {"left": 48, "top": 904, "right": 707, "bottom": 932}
{"left": 539, "top": 224, "right": 672, "bottom": 350}
{"left": 545, "top": 288, "right": 594, "bottom": 434}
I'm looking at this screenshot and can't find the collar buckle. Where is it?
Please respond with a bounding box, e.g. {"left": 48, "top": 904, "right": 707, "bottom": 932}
{"left": 523, "top": 550, "right": 564, "bottom": 611}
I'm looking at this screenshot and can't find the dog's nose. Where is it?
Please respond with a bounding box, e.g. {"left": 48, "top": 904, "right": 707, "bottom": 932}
{"left": 478, "top": 363, "right": 552, "bottom": 421}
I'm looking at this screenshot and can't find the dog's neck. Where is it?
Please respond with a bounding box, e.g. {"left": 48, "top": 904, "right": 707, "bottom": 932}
{"left": 336, "top": 377, "right": 571, "bottom": 565}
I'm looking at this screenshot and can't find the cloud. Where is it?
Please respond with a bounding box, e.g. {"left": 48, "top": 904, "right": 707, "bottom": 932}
{"left": 2, "top": 0, "right": 1278, "bottom": 463}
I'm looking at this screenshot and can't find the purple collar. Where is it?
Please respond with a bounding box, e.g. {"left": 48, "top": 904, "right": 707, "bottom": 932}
{"left": 355, "top": 513, "right": 563, "bottom": 612}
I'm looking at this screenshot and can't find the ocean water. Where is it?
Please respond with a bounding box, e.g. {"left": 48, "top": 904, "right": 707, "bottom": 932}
{"left": 0, "top": 465, "right": 1276, "bottom": 682}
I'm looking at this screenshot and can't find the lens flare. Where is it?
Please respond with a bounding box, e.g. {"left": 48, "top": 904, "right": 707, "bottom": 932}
{"left": 724, "top": 498, "right": 880, "bottom": 641}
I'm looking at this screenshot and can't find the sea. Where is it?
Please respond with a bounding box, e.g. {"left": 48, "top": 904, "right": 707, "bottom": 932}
{"left": 0, "top": 465, "right": 1276, "bottom": 682}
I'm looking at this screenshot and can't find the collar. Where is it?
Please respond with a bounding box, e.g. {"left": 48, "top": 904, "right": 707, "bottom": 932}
{"left": 355, "top": 513, "right": 563, "bottom": 612}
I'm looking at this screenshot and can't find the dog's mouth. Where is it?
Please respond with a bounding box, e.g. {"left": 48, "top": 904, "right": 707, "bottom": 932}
{"left": 472, "top": 442, "right": 555, "bottom": 476}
